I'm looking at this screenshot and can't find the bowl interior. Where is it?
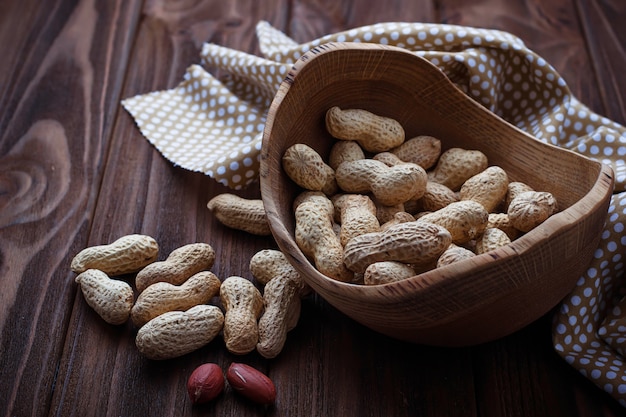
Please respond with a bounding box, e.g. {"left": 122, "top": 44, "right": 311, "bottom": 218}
{"left": 260, "top": 42, "right": 613, "bottom": 345}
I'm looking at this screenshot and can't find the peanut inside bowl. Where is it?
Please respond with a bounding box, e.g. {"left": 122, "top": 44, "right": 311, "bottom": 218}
{"left": 259, "top": 42, "right": 613, "bottom": 346}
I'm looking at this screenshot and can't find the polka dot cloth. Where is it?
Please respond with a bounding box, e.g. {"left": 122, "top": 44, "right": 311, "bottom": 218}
{"left": 123, "top": 20, "right": 626, "bottom": 190}
{"left": 122, "top": 21, "right": 626, "bottom": 404}
{"left": 122, "top": 65, "right": 273, "bottom": 188}
{"left": 553, "top": 192, "right": 626, "bottom": 407}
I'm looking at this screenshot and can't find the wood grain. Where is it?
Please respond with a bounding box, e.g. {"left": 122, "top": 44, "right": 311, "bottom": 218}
{"left": 438, "top": 0, "right": 598, "bottom": 109}
{"left": 0, "top": 0, "right": 625, "bottom": 416}
{"left": 0, "top": 1, "right": 144, "bottom": 416}
{"left": 574, "top": 0, "right": 626, "bottom": 124}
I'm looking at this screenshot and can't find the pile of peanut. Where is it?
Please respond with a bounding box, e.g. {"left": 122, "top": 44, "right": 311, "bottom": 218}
{"left": 278, "top": 106, "right": 558, "bottom": 284}
{"left": 70, "top": 236, "right": 308, "bottom": 364}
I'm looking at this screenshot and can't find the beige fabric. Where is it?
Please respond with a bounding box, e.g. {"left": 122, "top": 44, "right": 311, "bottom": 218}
{"left": 122, "top": 21, "right": 626, "bottom": 406}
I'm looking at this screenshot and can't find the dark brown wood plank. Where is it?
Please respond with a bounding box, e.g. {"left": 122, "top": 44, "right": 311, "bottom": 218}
{"left": 0, "top": 2, "right": 142, "bottom": 415}
{"left": 0, "top": 0, "right": 59, "bottom": 107}
{"left": 574, "top": 0, "right": 626, "bottom": 124}
{"left": 472, "top": 315, "right": 626, "bottom": 417}
{"left": 438, "top": 0, "right": 598, "bottom": 106}
{"left": 287, "top": 0, "right": 435, "bottom": 41}
{"left": 0, "top": 1, "right": 145, "bottom": 416}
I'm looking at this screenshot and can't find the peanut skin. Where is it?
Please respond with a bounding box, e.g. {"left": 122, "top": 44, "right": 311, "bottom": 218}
{"left": 295, "top": 197, "right": 354, "bottom": 282}
{"left": 227, "top": 363, "right": 276, "bottom": 405}
{"left": 460, "top": 166, "right": 509, "bottom": 213}
{"left": 343, "top": 221, "right": 452, "bottom": 273}
{"left": 75, "top": 269, "right": 134, "bottom": 325}
{"left": 131, "top": 271, "right": 221, "bottom": 327}
{"left": 507, "top": 191, "right": 558, "bottom": 232}
{"left": 335, "top": 159, "right": 427, "bottom": 206}
{"left": 437, "top": 244, "right": 476, "bottom": 267}
{"left": 135, "top": 243, "right": 216, "bottom": 292}
{"left": 417, "top": 200, "right": 489, "bottom": 244}
{"left": 207, "top": 193, "right": 271, "bottom": 236}
{"left": 390, "top": 135, "right": 442, "bottom": 170}
{"left": 428, "top": 148, "right": 488, "bottom": 191}
{"left": 71, "top": 234, "right": 158, "bottom": 276}
{"left": 135, "top": 305, "right": 224, "bottom": 360}
{"left": 187, "top": 363, "right": 225, "bottom": 404}
{"left": 364, "top": 261, "right": 416, "bottom": 285}
{"left": 250, "top": 249, "right": 309, "bottom": 358}
{"left": 338, "top": 194, "right": 381, "bottom": 246}
{"left": 282, "top": 143, "right": 336, "bottom": 193}
{"left": 220, "top": 276, "right": 264, "bottom": 355}
{"left": 325, "top": 106, "right": 405, "bottom": 153}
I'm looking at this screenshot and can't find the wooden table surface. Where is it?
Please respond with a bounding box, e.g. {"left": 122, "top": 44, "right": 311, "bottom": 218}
{"left": 2, "top": 0, "right": 626, "bottom": 416}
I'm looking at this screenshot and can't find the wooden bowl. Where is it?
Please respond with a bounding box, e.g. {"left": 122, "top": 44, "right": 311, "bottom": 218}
{"left": 259, "top": 42, "right": 614, "bottom": 346}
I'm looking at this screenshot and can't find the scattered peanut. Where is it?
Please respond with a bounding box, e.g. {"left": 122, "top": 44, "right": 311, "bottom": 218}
{"left": 187, "top": 363, "right": 225, "bottom": 404}
{"left": 220, "top": 276, "right": 264, "bottom": 355}
{"left": 71, "top": 234, "right": 158, "bottom": 276}
{"left": 135, "top": 243, "right": 216, "bottom": 292}
{"left": 325, "top": 106, "right": 405, "bottom": 152}
{"left": 130, "top": 271, "right": 221, "bottom": 327}
{"left": 249, "top": 249, "right": 301, "bottom": 286}
{"left": 343, "top": 221, "right": 452, "bottom": 273}
{"left": 135, "top": 304, "right": 224, "bottom": 360}
{"left": 207, "top": 193, "right": 271, "bottom": 236}
{"left": 250, "top": 249, "right": 308, "bottom": 359}
{"left": 226, "top": 362, "right": 276, "bottom": 405}
{"left": 75, "top": 269, "right": 134, "bottom": 325}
